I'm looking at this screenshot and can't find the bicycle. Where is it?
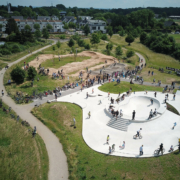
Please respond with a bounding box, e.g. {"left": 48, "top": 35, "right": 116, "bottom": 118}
{"left": 154, "top": 148, "right": 165, "bottom": 155}
{"left": 133, "top": 133, "right": 142, "bottom": 139}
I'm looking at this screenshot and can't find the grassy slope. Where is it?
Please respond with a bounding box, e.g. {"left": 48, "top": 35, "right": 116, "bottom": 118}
{"left": 0, "top": 61, "right": 8, "bottom": 69}
{"left": 32, "top": 102, "right": 180, "bottom": 180}
{"left": 169, "top": 34, "right": 180, "bottom": 45}
{"left": 41, "top": 56, "right": 91, "bottom": 69}
{"left": 110, "top": 35, "right": 180, "bottom": 84}
{"left": 0, "top": 40, "right": 52, "bottom": 63}
{"left": 99, "top": 81, "right": 163, "bottom": 94}
{"left": 0, "top": 102, "right": 48, "bottom": 180}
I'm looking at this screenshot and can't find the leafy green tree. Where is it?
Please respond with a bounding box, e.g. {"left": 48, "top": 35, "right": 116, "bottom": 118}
{"left": 56, "top": 4, "right": 66, "bottom": 10}
{"left": 84, "top": 25, "right": 90, "bottom": 36}
{"left": 63, "top": 23, "right": 69, "bottom": 29}
{"left": 125, "top": 34, "right": 134, "bottom": 45}
{"left": 34, "top": 24, "right": 40, "bottom": 30}
{"left": 132, "top": 29, "right": 139, "bottom": 38}
{"left": 85, "top": 43, "right": 91, "bottom": 50}
{"left": 126, "top": 50, "right": 135, "bottom": 58}
{"left": 108, "top": 28, "right": 113, "bottom": 38}
{"left": 106, "top": 43, "right": 113, "bottom": 51}
{"left": 140, "top": 32, "right": 147, "bottom": 44}
{"left": 42, "top": 28, "right": 49, "bottom": 41}
{"left": 68, "top": 38, "right": 75, "bottom": 47}
{"left": 46, "top": 24, "right": 53, "bottom": 31}
{"left": 27, "top": 66, "right": 37, "bottom": 80}
{"left": 101, "top": 34, "right": 108, "bottom": 40}
{"left": 90, "top": 33, "right": 100, "bottom": 45}
{"left": 115, "top": 45, "right": 123, "bottom": 58}
{"left": 34, "top": 30, "right": 41, "bottom": 40}
{"left": 5, "top": 18, "right": 19, "bottom": 35}
{"left": 59, "top": 34, "right": 66, "bottom": 39}
{"left": 78, "top": 39, "right": 85, "bottom": 47}
{"left": 119, "top": 30, "right": 126, "bottom": 37}
{"left": 24, "top": 24, "right": 31, "bottom": 32}
{"left": 0, "top": 24, "right": 2, "bottom": 32}
{"left": 10, "top": 66, "right": 26, "bottom": 84}
{"left": 56, "top": 40, "right": 61, "bottom": 49}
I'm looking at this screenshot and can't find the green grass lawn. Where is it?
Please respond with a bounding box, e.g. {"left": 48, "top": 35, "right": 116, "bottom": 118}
{"left": 0, "top": 102, "right": 48, "bottom": 179}
{"left": 98, "top": 81, "right": 164, "bottom": 94}
{"left": 32, "top": 102, "right": 180, "bottom": 180}
{"left": 41, "top": 56, "right": 91, "bottom": 69}
{"left": 0, "top": 61, "right": 8, "bottom": 69}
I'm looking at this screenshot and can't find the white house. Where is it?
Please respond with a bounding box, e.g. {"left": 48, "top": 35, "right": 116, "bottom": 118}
{"left": 0, "top": 19, "right": 7, "bottom": 32}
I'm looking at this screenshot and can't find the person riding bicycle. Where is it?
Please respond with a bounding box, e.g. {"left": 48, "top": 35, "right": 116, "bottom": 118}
{"left": 158, "top": 143, "right": 164, "bottom": 155}
{"left": 136, "top": 128, "right": 142, "bottom": 137}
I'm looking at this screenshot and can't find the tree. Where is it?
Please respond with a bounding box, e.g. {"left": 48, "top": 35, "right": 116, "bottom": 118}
{"left": 125, "top": 34, "right": 134, "bottom": 45}
{"left": 34, "top": 30, "right": 41, "bottom": 40}
{"left": 46, "top": 24, "right": 53, "bottom": 31}
{"left": 24, "top": 24, "right": 31, "bottom": 32}
{"left": 68, "top": 38, "right": 75, "bottom": 47}
{"left": 119, "top": 30, "right": 126, "bottom": 37}
{"left": 34, "top": 23, "right": 40, "bottom": 30}
{"left": 106, "top": 43, "right": 113, "bottom": 51}
{"left": 115, "top": 45, "right": 123, "bottom": 58}
{"left": 42, "top": 28, "right": 49, "bottom": 41}
{"left": 101, "top": 34, "right": 108, "bottom": 40}
{"left": 90, "top": 33, "right": 100, "bottom": 45}
{"left": 56, "top": 40, "right": 61, "bottom": 49}
{"left": 78, "top": 39, "right": 85, "bottom": 47}
{"left": 10, "top": 66, "right": 26, "bottom": 84}
{"left": 108, "top": 28, "right": 113, "bottom": 38}
{"left": 56, "top": 4, "right": 66, "bottom": 10}
{"left": 84, "top": 25, "right": 90, "bottom": 36}
{"left": 85, "top": 43, "right": 91, "bottom": 50}
{"left": 27, "top": 66, "right": 37, "bottom": 80}
{"left": 126, "top": 50, "right": 135, "bottom": 58}
{"left": 140, "top": 32, "right": 147, "bottom": 44}
{"left": 5, "top": 18, "right": 19, "bottom": 35}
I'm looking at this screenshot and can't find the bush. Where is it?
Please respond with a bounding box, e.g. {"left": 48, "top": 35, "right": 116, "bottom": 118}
{"left": 106, "top": 43, "right": 113, "bottom": 50}
{"left": 0, "top": 53, "right": 2, "bottom": 57}
{"left": 101, "top": 34, "right": 108, "bottom": 40}
{"left": 0, "top": 48, "right": 11, "bottom": 55}
{"left": 11, "top": 44, "right": 21, "bottom": 53}
{"left": 126, "top": 50, "right": 135, "bottom": 58}
{"left": 10, "top": 66, "right": 26, "bottom": 84}
{"left": 84, "top": 43, "right": 91, "bottom": 50}
{"left": 27, "top": 66, "right": 37, "bottom": 80}
{"left": 78, "top": 39, "right": 85, "bottom": 47}
{"left": 59, "top": 34, "right": 66, "bottom": 39}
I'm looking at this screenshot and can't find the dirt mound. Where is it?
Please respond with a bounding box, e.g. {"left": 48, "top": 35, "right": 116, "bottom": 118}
{"left": 29, "top": 51, "right": 117, "bottom": 78}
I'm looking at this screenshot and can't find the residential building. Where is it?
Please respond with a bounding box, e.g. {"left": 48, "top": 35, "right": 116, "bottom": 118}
{"left": 0, "top": 19, "right": 65, "bottom": 33}
{"left": 37, "top": 16, "right": 51, "bottom": 20}
{"left": 60, "top": 11, "right": 67, "bottom": 16}
{"left": 62, "top": 16, "right": 76, "bottom": 24}
{"left": 164, "top": 21, "right": 176, "bottom": 27}
{"left": 169, "top": 16, "right": 180, "bottom": 19}
{"left": 78, "top": 16, "right": 93, "bottom": 21}
{"left": 51, "top": 15, "right": 59, "bottom": 21}
{"left": 87, "top": 20, "right": 106, "bottom": 33}
{"left": 11, "top": 16, "right": 24, "bottom": 20}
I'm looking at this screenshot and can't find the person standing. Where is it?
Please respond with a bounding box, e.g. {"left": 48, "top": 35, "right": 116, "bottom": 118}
{"left": 140, "top": 145, "right": 143, "bottom": 156}
{"left": 107, "top": 135, "right": 109, "bottom": 145}
{"left": 55, "top": 93, "right": 57, "bottom": 101}
{"left": 173, "top": 94, "right": 176, "bottom": 100}
{"left": 172, "top": 122, "right": 177, "bottom": 130}
{"left": 2, "top": 90, "right": 4, "bottom": 96}
{"left": 109, "top": 146, "right": 112, "bottom": 154}
{"left": 32, "top": 126, "right": 37, "bottom": 138}
{"left": 154, "top": 92, "right": 157, "bottom": 98}
{"left": 73, "top": 117, "right": 76, "bottom": 127}
{"left": 153, "top": 78, "right": 155, "bottom": 84}
{"left": 132, "top": 110, "right": 136, "bottom": 120}
{"left": 158, "top": 143, "right": 164, "bottom": 155}
{"left": 86, "top": 92, "right": 88, "bottom": 99}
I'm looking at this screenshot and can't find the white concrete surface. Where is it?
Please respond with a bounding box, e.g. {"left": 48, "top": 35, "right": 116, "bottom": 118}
{"left": 57, "top": 85, "right": 180, "bottom": 158}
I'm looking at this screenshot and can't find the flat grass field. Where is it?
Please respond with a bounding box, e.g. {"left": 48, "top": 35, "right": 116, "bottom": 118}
{"left": 99, "top": 81, "right": 164, "bottom": 94}
{"left": 110, "top": 35, "right": 180, "bottom": 84}
{"left": 32, "top": 102, "right": 180, "bottom": 180}
{"left": 0, "top": 102, "right": 48, "bottom": 179}
{"left": 41, "top": 56, "right": 91, "bottom": 68}
{"left": 4, "top": 52, "right": 79, "bottom": 99}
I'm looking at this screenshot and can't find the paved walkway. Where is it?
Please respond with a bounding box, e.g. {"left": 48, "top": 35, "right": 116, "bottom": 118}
{"left": 0, "top": 40, "right": 69, "bottom": 180}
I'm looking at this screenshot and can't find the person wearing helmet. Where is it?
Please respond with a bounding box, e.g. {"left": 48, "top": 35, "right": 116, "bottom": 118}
{"left": 158, "top": 143, "right": 164, "bottom": 155}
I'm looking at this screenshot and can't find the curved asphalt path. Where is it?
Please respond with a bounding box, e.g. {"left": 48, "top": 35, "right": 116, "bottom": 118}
{"left": 0, "top": 40, "right": 69, "bottom": 180}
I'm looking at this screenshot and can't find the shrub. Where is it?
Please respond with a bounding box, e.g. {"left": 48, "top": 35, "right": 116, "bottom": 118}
{"left": 101, "top": 34, "right": 108, "bottom": 40}
{"left": 27, "top": 66, "right": 37, "bottom": 80}
{"left": 10, "top": 66, "right": 26, "bottom": 84}
{"left": 59, "top": 34, "right": 66, "bottom": 39}
{"left": 78, "top": 39, "right": 85, "bottom": 47}
{"left": 11, "top": 44, "right": 21, "bottom": 53}
{"left": 106, "top": 43, "right": 113, "bottom": 50}
{"left": 84, "top": 43, "right": 91, "bottom": 50}
{"left": 126, "top": 50, "right": 135, "bottom": 58}
{"left": 0, "top": 48, "right": 11, "bottom": 55}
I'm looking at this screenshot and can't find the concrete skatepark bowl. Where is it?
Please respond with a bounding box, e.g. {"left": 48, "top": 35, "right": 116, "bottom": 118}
{"left": 119, "top": 96, "right": 160, "bottom": 121}
{"left": 57, "top": 86, "right": 180, "bottom": 158}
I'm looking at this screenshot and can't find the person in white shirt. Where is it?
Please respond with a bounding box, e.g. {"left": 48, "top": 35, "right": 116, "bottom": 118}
{"left": 137, "top": 128, "right": 142, "bottom": 137}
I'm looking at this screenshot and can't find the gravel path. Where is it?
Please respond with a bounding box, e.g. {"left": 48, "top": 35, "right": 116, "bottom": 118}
{"left": 0, "top": 40, "right": 69, "bottom": 180}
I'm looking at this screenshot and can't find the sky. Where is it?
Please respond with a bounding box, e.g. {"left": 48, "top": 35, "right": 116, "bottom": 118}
{"left": 1, "top": 0, "right": 180, "bottom": 9}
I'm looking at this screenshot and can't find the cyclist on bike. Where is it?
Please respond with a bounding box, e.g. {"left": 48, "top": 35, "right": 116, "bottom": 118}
{"left": 136, "top": 128, "right": 142, "bottom": 137}
{"left": 158, "top": 143, "right": 164, "bottom": 155}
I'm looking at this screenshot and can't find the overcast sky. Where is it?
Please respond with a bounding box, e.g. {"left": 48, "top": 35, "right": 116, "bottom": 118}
{"left": 1, "top": 0, "right": 180, "bottom": 9}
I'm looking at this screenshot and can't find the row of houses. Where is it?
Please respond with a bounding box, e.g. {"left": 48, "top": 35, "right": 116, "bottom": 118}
{"left": 0, "top": 16, "right": 107, "bottom": 34}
